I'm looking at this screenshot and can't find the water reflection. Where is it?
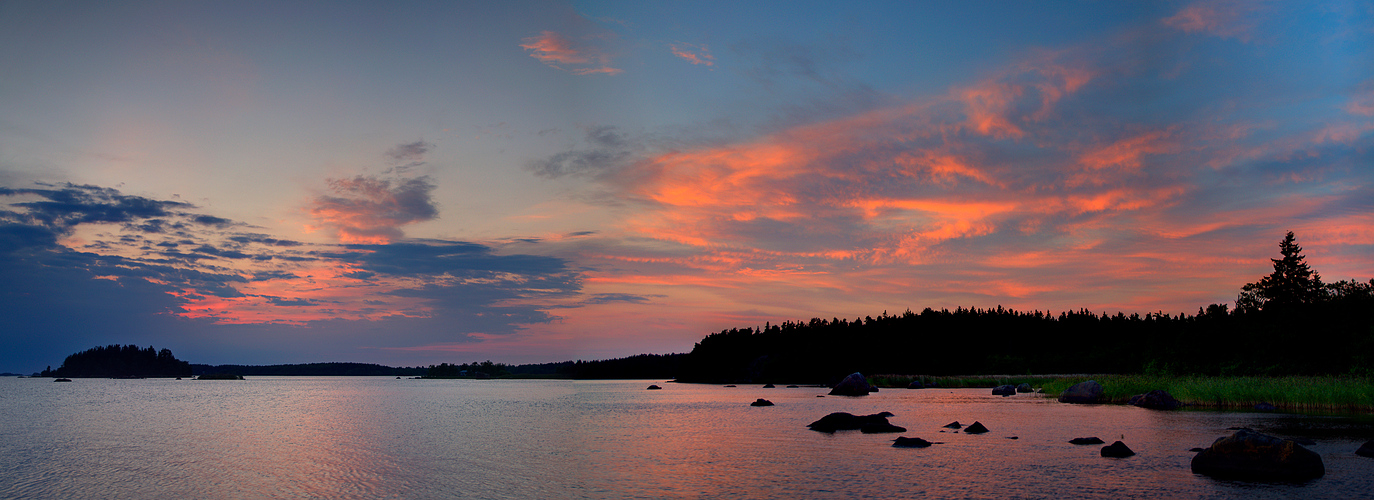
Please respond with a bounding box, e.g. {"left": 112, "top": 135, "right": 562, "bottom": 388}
{"left": 1, "top": 378, "right": 1370, "bottom": 499}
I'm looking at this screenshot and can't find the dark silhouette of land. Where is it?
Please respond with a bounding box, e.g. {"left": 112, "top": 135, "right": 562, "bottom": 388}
{"left": 36, "top": 233, "right": 1370, "bottom": 384}
{"left": 40, "top": 345, "right": 191, "bottom": 378}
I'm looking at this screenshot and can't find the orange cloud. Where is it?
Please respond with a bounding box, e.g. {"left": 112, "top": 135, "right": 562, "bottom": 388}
{"left": 521, "top": 30, "right": 621, "bottom": 75}
{"left": 308, "top": 175, "right": 438, "bottom": 244}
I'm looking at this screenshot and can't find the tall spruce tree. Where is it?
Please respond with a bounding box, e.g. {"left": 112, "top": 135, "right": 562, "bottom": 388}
{"left": 1237, "top": 231, "right": 1324, "bottom": 312}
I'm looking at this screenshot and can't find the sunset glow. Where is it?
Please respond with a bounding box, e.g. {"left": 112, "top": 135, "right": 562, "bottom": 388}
{"left": 1, "top": 0, "right": 1371, "bottom": 370}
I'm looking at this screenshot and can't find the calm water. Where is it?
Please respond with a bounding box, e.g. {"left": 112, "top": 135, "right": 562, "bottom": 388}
{"left": 2, "top": 377, "right": 1372, "bottom": 499}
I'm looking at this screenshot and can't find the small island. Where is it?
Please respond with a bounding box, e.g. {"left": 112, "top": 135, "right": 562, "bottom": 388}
{"left": 39, "top": 344, "right": 192, "bottom": 379}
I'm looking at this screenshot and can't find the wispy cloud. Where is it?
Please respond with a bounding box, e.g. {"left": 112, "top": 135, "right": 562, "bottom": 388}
{"left": 520, "top": 30, "right": 622, "bottom": 76}
{"left": 1163, "top": 0, "right": 1269, "bottom": 42}
{"left": 670, "top": 42, "right": 714, "bottom": 67}
{"left": 308, "top": 175, "right": 438, "bottom": 244}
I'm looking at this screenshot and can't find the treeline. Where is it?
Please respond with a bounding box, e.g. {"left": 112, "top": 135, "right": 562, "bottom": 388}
{"left": 41, "top": 344, "right": 191, "bottom": 378}
{"left": 191, "top": 362, "right": 428, "bottom": 377}
{"left": 674, "top": 233, "right": 1373, "bottom": 384}
{"left": 423, "top": 354, "right": 685, "bottom": 379}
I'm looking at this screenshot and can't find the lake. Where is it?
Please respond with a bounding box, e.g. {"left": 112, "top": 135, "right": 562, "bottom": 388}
{"left": 2, "top": 377, "right": 1371, "bottom": 499}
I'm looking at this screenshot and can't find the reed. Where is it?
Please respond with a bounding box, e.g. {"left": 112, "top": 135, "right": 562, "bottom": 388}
{"left": 871, "top": 374, "right": 1374, "bottom": 412}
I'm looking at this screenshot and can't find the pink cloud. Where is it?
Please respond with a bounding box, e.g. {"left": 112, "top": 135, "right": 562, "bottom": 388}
{"left": 670, "top": 42, "right": 715, "bottom": 66}
{"left": 307, "top": 175, "right": 438, "bottom": 244}
{"left": 520, "top": 30, "right": 621, "bottom": 76}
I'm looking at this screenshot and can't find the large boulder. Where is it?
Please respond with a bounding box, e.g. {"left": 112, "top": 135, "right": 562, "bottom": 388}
{"left": 1357, "top": 440, "right": 1374, "bottom": 458}
{"left": 1016, "top": 383, "right": 1033, "bottom": 393}
{"left": 807, "top": 411, "right": 896, "bottom": 433}
{"left": 1058, "top": 380, "right": 1104, "bottom": 404}
{"left": 1191, "top": 429, "right": 1325, "bottom": 481}
{"left": 1128, "top": 389, "right": 1182, "bottom": 410}
{"left": 829, "top": 372, "right": 874, "bottom": 396}
{"left": 992, "top": 385, "right": 1016, "bottom": 396}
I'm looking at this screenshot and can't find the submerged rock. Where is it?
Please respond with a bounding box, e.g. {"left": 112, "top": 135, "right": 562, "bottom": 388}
{"left": 964, "top": 421, "right": 989, "bottom": 434}
{"left": 750, "top": 398, "right": 774, "bottom": 407}
{"left": 829, "top": 372, "right": 874, "bottom": 396}
{"left": 1191, "top": 429, "right": 1324, "bottom": 482}
{"left": 1356, "top": 440, "right": 1374, "bottom": 458}
{"left": 807, "top": 411, "right": 896, "bottom": 433}
{"left": 786, "top": 385, "right": 800, "bottom": 388}
{"left": 1069, "top": 437, "right": 1105, "bottom": 445}
{"left": 992, "top": 385, "right": 1016, "bottom": 396}
{"left": 1128, "top": 389, "right": 1182, "bottom": 410}
{"left": 1058, "top": 380, "right": 1104, "bottom": 404}
{"left": 893, "top": 437, "right": 933, "bottom": 448}
{"left": 1101, "top": 441, "right": 1135, "bottom": 458}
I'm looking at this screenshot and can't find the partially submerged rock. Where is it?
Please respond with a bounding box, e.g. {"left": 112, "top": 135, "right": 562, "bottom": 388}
{"left": 750, "top": 398, "right": 774, "bottom": 407}
{"left": 943, "top": 421, "right": 962, "bottom": 429}
{"left": 829, "top": 372, "right": 874, "bottom": 396}
{"left": 906, "top": 380, "right": 924, "bottom": 389}
{"left": 1355, "top": 440, "right": 1374, "bottom": 458}
{"left": 861, "top": 422, "right": 907, "bottom": 434}
{"left": 1191, "top": 429, "right": 1325, "bottom": 482}
{"left": 992, "top": 385, "right": 1016, "bottom": 396}
{"left": 1058, "top": 380, "right": 1104, "bottom": 404}
{"left": 964, "top": 421, "right": 989, "bottom": 434}
{"left": 646, "top": 385, "right": 662, "bottom": 390}
{"left": 892, "top": 437, "right": 933, "bottom": 448}
{"left": 807, "top": 411, "right": 896, "bottom": 433}
{"left": 762, "top": 383, "right": 775, "bottom": 388}
{"left": 1253, "top": 402, "right": 1277, "bottom": 412}
{"left": 1016, "top": 383, "right": 1033, "bottom": 393}
{"left": 1069, "top": 437, "right": 1105, "bottom": 445}
{"left": 1128, "top": 389, "right": 1182, "bottom": 410}
{"left": 1101, "top": 441, "right": 1135, "bottom": 458}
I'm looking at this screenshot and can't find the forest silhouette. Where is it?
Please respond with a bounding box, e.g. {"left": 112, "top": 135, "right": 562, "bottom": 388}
{"left": 674, "top": 232, "right": 1374, "bottom": 383}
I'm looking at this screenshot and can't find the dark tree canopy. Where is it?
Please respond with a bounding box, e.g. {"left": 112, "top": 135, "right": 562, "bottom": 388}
{"left": 1237, "top": 231, "right": 1324, "bottom": 312}
{"left": 43, "top": 344, "right": 191, "bottom": 378}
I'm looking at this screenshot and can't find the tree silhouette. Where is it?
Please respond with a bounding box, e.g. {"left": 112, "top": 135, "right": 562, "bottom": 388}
{"left": 1237, "top": 231, "right": 1324, "bottom": 313}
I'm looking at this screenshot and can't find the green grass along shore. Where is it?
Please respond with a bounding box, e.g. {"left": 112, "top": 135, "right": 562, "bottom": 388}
{"left": 869, "top": 374, "right": 1374, "bottom": 413}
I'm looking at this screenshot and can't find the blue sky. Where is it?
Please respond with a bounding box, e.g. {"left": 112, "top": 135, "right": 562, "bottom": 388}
{"left": 1, "top": 0, "right": 1371, "bottom": 372}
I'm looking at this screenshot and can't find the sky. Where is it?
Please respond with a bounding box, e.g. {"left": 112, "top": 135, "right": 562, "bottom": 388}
{"left": 2, "top": 0, "right": 1372, "bottom": 372}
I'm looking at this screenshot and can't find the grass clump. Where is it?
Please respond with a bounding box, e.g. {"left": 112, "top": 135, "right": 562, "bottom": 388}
{"left": 1040, "top": 375, "right": 1374, "bottom": 412}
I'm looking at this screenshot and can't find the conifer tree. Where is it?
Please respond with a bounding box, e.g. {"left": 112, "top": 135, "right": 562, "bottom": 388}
{"left": 1237, "top": 231, "right": 1324, "bottom": 312}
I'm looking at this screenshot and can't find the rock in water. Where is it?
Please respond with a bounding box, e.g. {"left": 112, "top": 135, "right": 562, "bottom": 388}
{"left": 646, "top": 385, "right": 662, "bottom": 390}
{"left": 1357, "top": 440, "right": 1374, "bottom": 458}
{"left": 943, "top": 421, "right": 962, "bottom": 429}
{"left": 907, "top": 380, "right": 924, "bottom": 389}
{"left": 893, "top": 437, "right": 933, "bottom": 448}
{"left": 860, "top": 422, "right": 907, "bottom": 434}
{"left": 1058, "top": 380, "right": 1104, "bottom": 404}
{"left": 963, "top": 421, "right": 989, "bottom": 434}
{"left": 1191, "top": 429, "right": 1324, "bottom": 481}
{"left": 1016, "top": 383, "right": 1033, "bottom": 393}
{"left": 807, "top": 412, "right": 896, "bottom": 433}
{"left": 1101, "top": 441, "right": 1135, "bottom": 457}
{"left": 750, "top": 398, "right": 774, "bottom": 406}
{"left": 1128, "top": 389, "right": 1182, "bottom": 410}
{"left": 992, "top": 385, "right": 1016, "bottom": 396}
{"left": 762, "top": 383, "right": 775, "bottom": 388}
{"left": 1069, "top": 437, "right": 1105, "bottom": 445}
{"left": 829, "top": 372, "right": 873, "bottom": 396}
